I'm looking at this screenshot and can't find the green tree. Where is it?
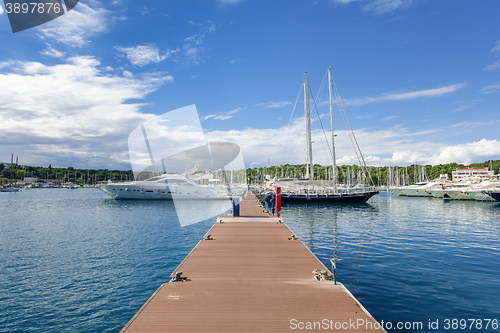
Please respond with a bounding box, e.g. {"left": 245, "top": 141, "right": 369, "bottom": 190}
{"left": 2, "top": 168, "right": 11, "bottom": 179}
{"left": 16, "top": 170, "right": 25, "bottom": 179}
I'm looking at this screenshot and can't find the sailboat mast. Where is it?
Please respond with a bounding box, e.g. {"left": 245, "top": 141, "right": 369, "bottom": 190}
{"left": 328, "top": 68, "right": 337, "bottom": 192}
{"left": 304, "top": 72, "right": 313, "bottom": 181}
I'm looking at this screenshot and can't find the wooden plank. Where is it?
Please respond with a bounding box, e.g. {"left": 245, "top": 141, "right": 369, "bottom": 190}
{"left": 121, "top": 192, "right": 386, "bottom": 333}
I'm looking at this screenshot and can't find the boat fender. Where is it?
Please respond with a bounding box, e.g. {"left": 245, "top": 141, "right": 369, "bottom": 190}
{"left": 306, "top": 194, "right": 309, "bottom": 200}
{"left": 125, "top": 188, "right": 129, "bottom": 191}
{"left": 287, "top": 195, "right": 291, "bottom": 199}
{"left": 326, "top": 193, "right": 329, "bottom": 198}
{"left": 316, "top": 193, "right": 319, "bottom": 198}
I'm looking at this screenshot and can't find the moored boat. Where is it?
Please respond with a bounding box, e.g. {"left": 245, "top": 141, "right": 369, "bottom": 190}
{"left": 1, "top": 185, "right": 20, "bottom": 192}
{"left": 99, "top": 173, "right": 230, "bottom": 200}
{"left": 280, "top": 69, "right": 378, "bottom": 204}
{"left": 485, "top": 190, "right": 500, "bottom": 202}
{"left": 282, "top": 190, "right": 378, "bottom": 203}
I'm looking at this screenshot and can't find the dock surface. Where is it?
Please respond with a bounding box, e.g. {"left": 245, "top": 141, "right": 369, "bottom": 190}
{"left": 121, "top": 192, "right": 385, "bottom": 332}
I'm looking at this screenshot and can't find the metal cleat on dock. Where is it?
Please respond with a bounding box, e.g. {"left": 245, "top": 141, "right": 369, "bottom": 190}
{"left": 171, "top": 271, "right": 187, "bottom": 282}
{"left": 312, "top": 268, "right": 333, "bottom": 281}
{"left": 288, "top": 234, "right": 299, "bottom": 240}
{"left": 204, "top": 234, "right": 213, "bottom": 240}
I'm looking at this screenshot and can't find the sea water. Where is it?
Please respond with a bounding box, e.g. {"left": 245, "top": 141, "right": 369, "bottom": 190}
{"left": 281, "top": 192, "right": 500, "bottom": 332}
{"left": 1, "top": 189, "right": 499, "bottom": 332}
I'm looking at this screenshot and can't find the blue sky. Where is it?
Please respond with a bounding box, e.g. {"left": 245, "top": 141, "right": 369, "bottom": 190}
{"left": 1, "top": 0, "right": 499, "bottom": 169}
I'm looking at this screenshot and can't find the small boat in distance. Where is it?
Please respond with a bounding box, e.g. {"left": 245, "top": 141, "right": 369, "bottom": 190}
{"left": 1, "top": 185, "right": 20, "bottom": 192}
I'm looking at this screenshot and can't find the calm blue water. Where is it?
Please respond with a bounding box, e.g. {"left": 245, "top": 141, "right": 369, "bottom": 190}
{"left": 281, "top": 193, "right": 500, "bottom": 332}
{"left": 1, "top": 189, "right": 499, "bottom": 332}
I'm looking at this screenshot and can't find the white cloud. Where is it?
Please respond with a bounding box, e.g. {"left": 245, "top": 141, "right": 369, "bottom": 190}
{"left": 484, "top": 40, "right": 500, "bottom": 70}
{"left": 140, "top": 7, "right": 150, "bottom": 15}
{"left": 0, "top": 4, "right": 4, "bottom": 14}
{"left": 183, "top": 22, "right": 217, "bottom": 65}
{"left": 489, "top": 40, "right": 500, "bottom": 55}
{"left": 0, "top": 57, "right": 173, "bottom": 168}
{"left": 345, "top": 83, "right": 466, "bottom": 106}
{"left": 427, "top": 139, "right": 500, "bottom": 165}
{"left": 204, "top": 119, "right": 499, "bottom": 169}
{"left": 216, "top": 0, "right": 245, "bottom": 4}
{"left": 382, "top": 115, "right": 397, "bottom": 120}
{"left": 450, "top": 120, "right": 500, "bottom": 129}
{"left": 230, "top": 59, "right": 241, "bottom": 64}
{"left": 39, "top": 44, "right": 65, "bottom": 58}
{"left": 484, "top": 59, "right": 500, "bottom": 71}
{"left": 363, "top": 0, "right": 413, "bottom": 14}
{"left": 37, "top": 1, "right": 109, "bottom": 47}
{"left": 258, "top": 101, "right": 293, "bottom": 108}
{"left": 203, "top": 114, "right": 216, "bottom": 120}
{"left": 450, "top": 99, "right": 482, "bottom": 113}
{"left": 202, "top": 108, "right": 240, "bottom": 121}
{"left": 115, "top": 44, "right": 179, "bottom": 67}
{"left": 332, "top": 0, "right": 360, "bottom": 3}
{"left": 480, "top": 84, "right": 500, "bottom": 93}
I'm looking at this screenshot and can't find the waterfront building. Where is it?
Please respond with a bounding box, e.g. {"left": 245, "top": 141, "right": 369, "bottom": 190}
{"left": 452, "top": 167, "right": 494, "bottom": 181}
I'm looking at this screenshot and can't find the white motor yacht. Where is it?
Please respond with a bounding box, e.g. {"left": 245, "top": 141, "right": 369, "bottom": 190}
{"left": 464, "top": 181, "right": 500, "bottom": 202}
{"left": 430, "top": 183, "right": 469, "bottom": 198}
{"left": 444, "top": 181, "right": 500, "bottom": 201}
{"left": 466, "top": 189, "right": 498, "bottom": 202}
{"left": 398, "top": 182, "right": 443, "bottom": 197}
{"left": 99, "top": 173, "right": 231, "bottom": 200}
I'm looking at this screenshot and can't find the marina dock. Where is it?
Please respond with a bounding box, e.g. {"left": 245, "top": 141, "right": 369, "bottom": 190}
{"left": 121, "top": 192, "right": 386, "bottom": 332}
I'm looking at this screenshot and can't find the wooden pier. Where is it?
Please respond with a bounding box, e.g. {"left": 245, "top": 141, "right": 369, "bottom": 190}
{"left": 121, "top": 192, "right": 386, "bottom": 332}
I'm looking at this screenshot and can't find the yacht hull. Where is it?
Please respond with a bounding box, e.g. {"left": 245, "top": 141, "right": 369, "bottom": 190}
{"left": 444, "top": 190, "right": 474, "bottom": 200}
{"left": 99, "top": 182, "right": 230, "bottom": 200}
{"left": 485, "top": 191, "right": 500, "bottom": 202}
{"left": 466, "top": 190, "right": 496, "bottom": 202}
{"left": 281, "top": 191, "right": 378, "bottom": 204}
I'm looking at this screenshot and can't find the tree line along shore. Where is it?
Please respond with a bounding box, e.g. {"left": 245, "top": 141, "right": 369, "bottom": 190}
{"left": 1, "top": 160, "right": 499, "bottom": 186}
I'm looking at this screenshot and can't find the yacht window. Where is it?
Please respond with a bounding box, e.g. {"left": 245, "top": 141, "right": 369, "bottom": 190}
{"left": 166, "top": 179, "right": 193, "bottom": 186}
{"left": 146, "top": 177, "right": 160, "bottom": 182}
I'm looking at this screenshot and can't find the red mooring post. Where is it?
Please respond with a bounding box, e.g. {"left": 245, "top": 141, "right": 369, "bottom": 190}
{"left": 275, "top": 187, "right": 281, "bottom": 217}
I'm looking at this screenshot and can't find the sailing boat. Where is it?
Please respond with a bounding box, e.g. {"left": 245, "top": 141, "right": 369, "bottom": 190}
{"left": 280, "top": 69, "right": 378, "bottom": 204}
